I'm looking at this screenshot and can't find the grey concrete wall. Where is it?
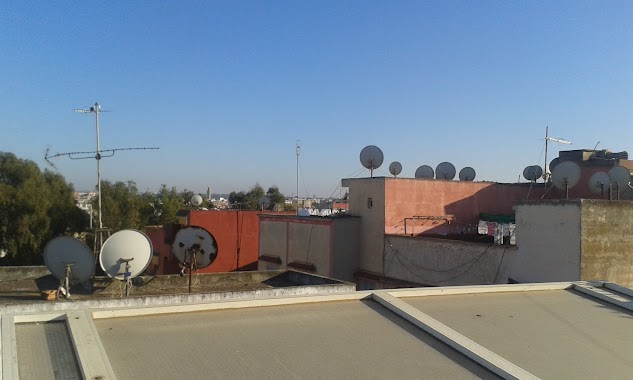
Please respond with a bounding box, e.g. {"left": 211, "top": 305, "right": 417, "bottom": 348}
{"left": 331, "top": 218, "right": 360, "bottom": 282}
{"left": 511, "top": 201, "right": 581, "bottom": 283}
{"left": 0, "top": 266, "right": 50, "bottom": 281}
{"left": 580, "top": 199, "right": 633, "bottom": 287}
{"left": 342, "top": 178, "right": 386, "bottom": 274}
{"left": 258, "top": 220, "right": 288, "bottom": 269}
{"left": 287, "top": 223, "right": 331, "bottom": 276}
{"left": 383, "top": 235, "right": 515, "bottom": 286}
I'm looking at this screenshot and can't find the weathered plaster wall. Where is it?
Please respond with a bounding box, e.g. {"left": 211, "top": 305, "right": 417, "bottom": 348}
{"left": 287, "top": 222, "right": 331, "bottom": 275}
{"left": 511, "top": 201, "right": 581, "bottom": 283}
{"left": 331, "top": 218, "right": 360, "bottom": 282}
{"left": 342, "top": 178, "right": 385, "bottom": 274}
{"left": 383, "top": 235, "right": 515, "bottom": 286}
{"left": 580, "top": 199, "right": 633, "bottom": 287}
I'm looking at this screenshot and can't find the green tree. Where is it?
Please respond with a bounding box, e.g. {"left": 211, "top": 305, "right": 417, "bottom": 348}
{"left": 0, "top": 152, "right": 89, "bottom": 265}
{"left": 266, "top": 186, "right": 285, "bottom": 211}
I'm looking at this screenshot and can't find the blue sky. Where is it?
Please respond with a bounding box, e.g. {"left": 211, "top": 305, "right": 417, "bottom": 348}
{"left": 1, "top": 1, "right": 632, "bottom": 197}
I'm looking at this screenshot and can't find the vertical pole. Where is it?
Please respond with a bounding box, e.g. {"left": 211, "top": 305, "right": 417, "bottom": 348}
{"left": 544, "top": 126, "right": 548, "bottom": 189}
{"left": 95, "top": 102, "right": 102, "bottom": 229}
{"left": 296, "top": 140, "right": 300, "bottom": 215}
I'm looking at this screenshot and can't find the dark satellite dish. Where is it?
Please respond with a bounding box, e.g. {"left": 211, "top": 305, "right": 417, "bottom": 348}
{"left": 389, "top": 161, "right": 402, "bottom": 177}
{"left": 415, "top": 165, "right": 434, "bottom": 179}
{"left": 458, "top": 167, "right": 476, "bottom": 181}
{"left": 436, "top": 162, "right": 456, "bottom": 180}
{"left": 551, "top": 161, "right": 581, "bottom": 198}
{"left": 359, "top": 145, "right": 384, "bottom": 177}
{"left": 523, "top": 165, "right": 543, "bottom": 182}
{"left": 608, "top": 166, "right": 631, "bottom": 199}
{"left": 588, "top": 172, "right": 610, "bottom": 198}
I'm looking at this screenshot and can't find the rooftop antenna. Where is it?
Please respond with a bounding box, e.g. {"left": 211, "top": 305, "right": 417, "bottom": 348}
{"left": 171, "top": 226, "right": 218, "bottom": 293}
{"left": 414, "top": 165, "right": 434, "bottom": 179}
{"left": 388, "top": 161, "right": 402, "bottom": 177}
{"left": 551, "top": 160, "right": 581, "bottom": 198}
{"left": 435, "top": 162, "right": 456, "bottom": 180}
{"left": 543, "top": 126, "right": 572, "bottom": 185}
{"left": 45, "top": 102, "right": 159, "bottom": 261}
{"left": 43, "top": 236, "right": 95, "bottom": 300}
{"left": 99, "top": 229, "right": 153, "bottom": 297}
{"left": 296, "top": 140, "right": 301, "bottom": 215}
{"left": 359, "top": 145, "right": 384, "bottom": 178}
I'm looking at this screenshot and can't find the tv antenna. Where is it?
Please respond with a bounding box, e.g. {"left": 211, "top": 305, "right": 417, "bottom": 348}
{"left": 171, "top": 226, "right": 218, "bottom": 293}
{"left": 43, "top": 236, "right": 95, "bottom": 300}
{"left": 459, "top": 167, "right": 476, "bottom": 181}
{"left": 543, "top": 126, "right": 572, "bottom": 183}
{"left": 414, "top": 165, "right": 434, "bottom": 179}
{"left": 296, "top": 140, "right": 300, "bottom": 215}
{"left": 588, "top": 172, "right": 611, "bottom": 199}
{"left": 388, "top": 161, "right": 402, "bottom": 177}
{"left": 359, "top": 145, "right": 384, "bottom": 178}
{"left": 99, "top": 229, "right": 153, "bottom": 297}
{"left": 551, "top": 160, "right": 581, "bottom": 198}
{"left": 435, "top": 162, "right": 456, "bottom": 180}
{"left": 45, "top": 102, "right": 159, "bottom": 260}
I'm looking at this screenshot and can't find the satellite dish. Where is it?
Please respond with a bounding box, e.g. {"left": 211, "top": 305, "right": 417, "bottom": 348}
{"left": 43, "top": 236, "right": 94, "bottom": 284}
{"left": 551, "top": 161, "right": 581, "bottom": 194}
{"left": 100, "top": 229, "right": 153, "bottom": 280}
{"left": 297, "top": 208, "right": 310, "bottom": 216}
{"left": 458, "top": 167, "right": 476, "bottom": 181}
{"left": 191, "top": 194, "right": 203, "bottom": 207}
{"left": 523, "top": 165, "right": 543, "bottom": 182}
{"left": 389, "top": 162, "right": 402, "bottom": 177}
{"left": 608, "top": 166, "right": 631, "bottom": 187}
{"left": 436, "top": 162, "right": 456, "bottom": 180}
{"left": 415, "top": 165, "right": 434, "bottom": 179}
{"left": 171, "top": 226, "right": 218, "bottom": 270}
{"left": 549, "top": 158, "right": 561, "bottom": 173}
{"left": 258, "top": 196, "right": 271, "bottom": 206}
{"left": 588, "top": 172, "right": 611, "bottom": 196}
{"left": 359, "top": 145, "right": 384, "bottom": 177}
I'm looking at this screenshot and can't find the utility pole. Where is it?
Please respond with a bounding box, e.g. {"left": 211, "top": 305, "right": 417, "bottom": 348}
{"left": 74, "top": 103, "right": 103, "bottom": 229}
{"left": 296, "top": 140, "right": 301, "bottom": 215}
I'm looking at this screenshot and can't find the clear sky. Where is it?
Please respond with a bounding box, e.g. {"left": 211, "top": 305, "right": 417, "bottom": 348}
{"left": 1, "top": 1, "right": 632, "bottom": 197}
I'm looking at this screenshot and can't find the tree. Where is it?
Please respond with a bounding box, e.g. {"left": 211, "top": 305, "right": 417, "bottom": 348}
{"left": 266, "top": 186, "right": 285, "bottom": 211}
{"left": 0, "top": 152, "right": 89, "bottom": 265}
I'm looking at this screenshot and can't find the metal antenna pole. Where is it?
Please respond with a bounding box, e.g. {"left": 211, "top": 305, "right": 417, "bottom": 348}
{"left": 296, "top": 140, "right": 301, "bottom": 215}
{"left": 544, "top": 126, "right": 549, "bottom": 189}
{"left": 95, "top": 103, "right": 102, "bottom": 229}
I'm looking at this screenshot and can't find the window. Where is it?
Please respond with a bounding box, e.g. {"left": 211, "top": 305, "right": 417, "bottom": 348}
{"left": 367, "top": 197, "right": 373, "bottom": 208}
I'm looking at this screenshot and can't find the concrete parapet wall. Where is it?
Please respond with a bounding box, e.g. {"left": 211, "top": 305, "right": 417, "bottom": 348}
{"left": 0, "top": 266, "right": 50, "bottom": 281}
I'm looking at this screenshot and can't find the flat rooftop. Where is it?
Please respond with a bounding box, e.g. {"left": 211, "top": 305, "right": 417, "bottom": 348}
{"left": 3, "top": 281, "right": 633, "bottom": 379}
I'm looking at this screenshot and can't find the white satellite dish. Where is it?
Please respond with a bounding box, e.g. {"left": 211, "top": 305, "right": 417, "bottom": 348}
{"left": 414, "top": 165, "right": 434, "bottom": 179}
{"left": 297, "top": 208, "right": 311, "bottom": 216}
{"left": 588, "top": 172, "right": 611, "bottom": 197}
{"left": 523, "top": 165, "right": 543, "bottom": 182}
{"left": 44, "top": 236, "right": 94, "bottom": 299}
{"left": 172, "top": 226, "right": 218, "bottom": 271}
{"left": 359, "top": 145, "right": 384, "bottom": 177}
{"left": 551, "top": 160, "right": 581, "bottom": 197}
{"left": 436, "top": 162, "right": 456, "bottom": 180}
{"left": 100, "top": 230, "right": 153, "bottom": 280}
{"left": 389, "top": 161, "right": 402, "bottom": 177}
{"left": 191, "top": 194, "right": 203, "bottom": 207}
{"left": 458, "top": 167, "right": 476, "bottom": 181}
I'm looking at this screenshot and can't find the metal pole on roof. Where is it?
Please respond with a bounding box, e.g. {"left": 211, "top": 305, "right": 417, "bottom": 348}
{"left": 296, "top": 140, "right": 301, "bottom": 215}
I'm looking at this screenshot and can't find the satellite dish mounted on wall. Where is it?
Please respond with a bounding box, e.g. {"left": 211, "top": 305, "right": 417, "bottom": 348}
{"left": 607, "top": 166, "right": 631, "bottom": 200}
{"left": 523, "top": 165, "right": 543, "bottom": 182}
{"left": 172, "top": 226, "right": 218, "bottom": 293}
{"left": 436, "top": 162, "right": 456, "bottom": 180}
{"left": 359, "top": 145, "right": 384, "bottom": 178}
{"left": 415, "top": 165, "right": 434, "bottom": 179}
{"left": 588, "top": 172, "right": 611, "bottom": 199}
{"left": 551, "top": 161, "right": 581, "bottom": 198}
{"left": 191, "top": 194, "right": 203, "bottom": 208}
{"left": 458, "top": 167, "right": 476, "bottom": 181}
{"left": 44, "top": 236, "right": 95, "bottom": 300}
{"left": 389, "top": 162, "right": 402, "bottom": 177}
{"left": 100, "top": 229, "right": 153, "bottom": 297}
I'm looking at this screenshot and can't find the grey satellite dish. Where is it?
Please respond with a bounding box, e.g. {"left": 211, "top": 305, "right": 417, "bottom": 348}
{"left": 44, "top": 236, "right": 94, "bottom": 284}
{"left": 588, "top": 172, "right": 611, "bottom": 197}
{"left": 551, "top": 160, "right": 581, "bottom": 197}
{"left": 100, "top": 229, "right": 153, "bottom": 280}
{"left": 549, "top": 157, "right": 561, "bottom": 172}
{"left": 191, "top": 194, "right": 203, "bottom": 207}
{"left": 389, "top": 161, "right": 402, "bottom": 177}
{"left": 172, "top": 226, "right": 218, "bottom": 270}
{"left": 458, "top": 167, "right": 476, "bottom": 181}
{"left": 608, "top": 166, "right": 631, "bottom": 199}
{"left": 436, "top": 162, "right": 456, "bottom": 180}
{"left": 523, "top": 165, "right": 543, "bottom": 182}
{"left": 415, "top": 165, "right": 434, "bottom": 179}
{"left": 359, "top": 145, "right": 384, "bottom": 177}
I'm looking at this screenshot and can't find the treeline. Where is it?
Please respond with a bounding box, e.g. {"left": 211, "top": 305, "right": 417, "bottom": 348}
{"left": 0, "top": 151, "right": 288, "bottom": 265}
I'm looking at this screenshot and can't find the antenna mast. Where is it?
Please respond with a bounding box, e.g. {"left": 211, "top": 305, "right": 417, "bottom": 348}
{"left": 543, "top": 126, "right": 572, "bottom": 187}
{"left": 296, "top": 140, "right": 301, "bottom": 215}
